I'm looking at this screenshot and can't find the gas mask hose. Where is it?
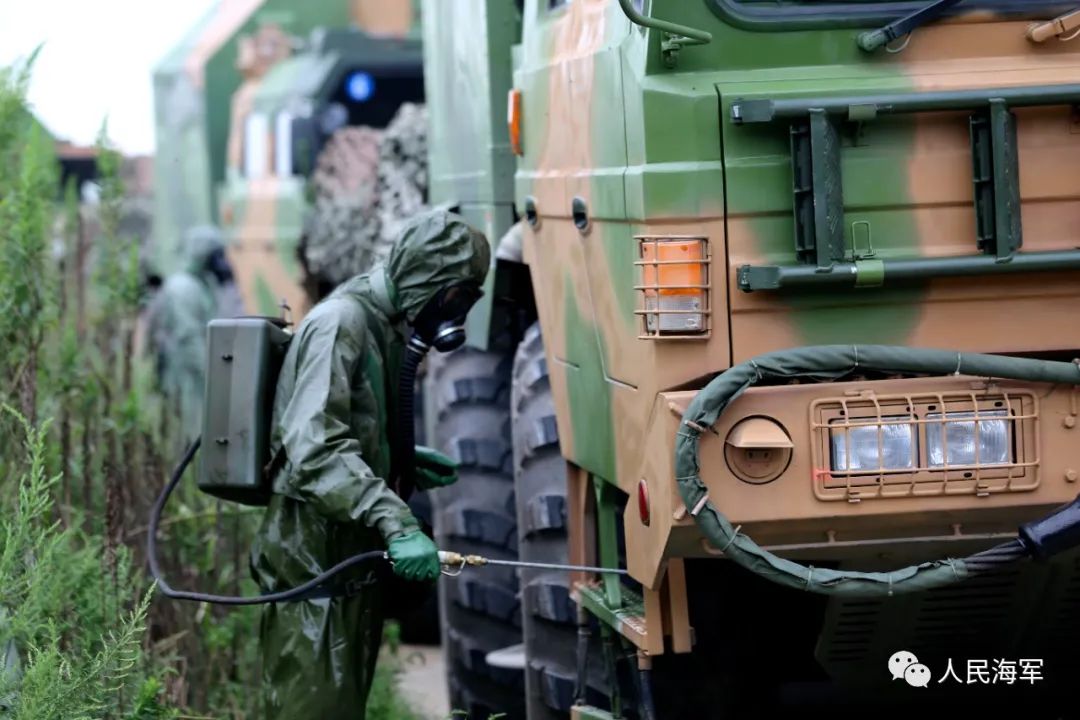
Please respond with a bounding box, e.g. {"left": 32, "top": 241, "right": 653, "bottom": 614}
{"left": 395, "top": 335, "right": 429, "bottom": 501}
{"left": 205, "top": 247, "right": 234, "bottom": 284}
{"left": 147, "top": 437, "right": 386, "bottom": 605}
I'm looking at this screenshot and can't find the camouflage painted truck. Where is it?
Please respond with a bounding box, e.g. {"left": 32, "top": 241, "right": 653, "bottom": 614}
{"left": 218, "top": 5, "right": 426, "bottom": 318}
{"left": 421, "top": 0, "right": 1080, "bottom": 718}
{"left": 153, "top": 0, "right": 421, "bottom": 299}
{"left": 152, "top": 0, "right": 361, "bottom": 274}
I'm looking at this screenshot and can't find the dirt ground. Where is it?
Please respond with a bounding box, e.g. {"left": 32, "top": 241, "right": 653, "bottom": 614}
{"left": 396, "top": 644, "right": 450, "bottom": 719}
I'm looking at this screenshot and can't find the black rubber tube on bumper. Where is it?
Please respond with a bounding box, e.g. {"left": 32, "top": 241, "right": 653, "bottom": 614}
{"left": 1020, "top": 496, "right": 1080, "bottom": 558}
{"left": 674, "top": 345, "right": 1080, "bottom": 597}
{"left": 637, "top": 666, "right": 657, "bottom": 720}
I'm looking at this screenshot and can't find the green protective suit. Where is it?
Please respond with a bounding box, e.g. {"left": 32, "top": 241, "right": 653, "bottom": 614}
{"left": 251, "top": 210, "right": 490, "bottom": 719}
{"left": 146, "top": 225, "right": 227, "bottom": 442}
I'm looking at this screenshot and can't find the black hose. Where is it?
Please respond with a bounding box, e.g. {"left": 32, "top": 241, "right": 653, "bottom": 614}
{"left": 394, "top": 337, "right": 427, "bottom": 501}
{"left": 600, "top": 627, "right": 623, "bottom": 719}
{"left": 637, "top": 665, "right": 657, "bottom": 720}
{"left": 574, "top": 603, "right": 591, "bottom": 706}
{"left": 964, "top": 538, "right": 1029, "bottom": 573}
{"left": 147, "top": 436, "right": 387, "bottom": 605}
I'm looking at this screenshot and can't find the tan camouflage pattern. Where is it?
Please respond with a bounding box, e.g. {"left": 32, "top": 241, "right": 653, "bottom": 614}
{"left": 350, "top": 0, "right": 416, "bottom": 37}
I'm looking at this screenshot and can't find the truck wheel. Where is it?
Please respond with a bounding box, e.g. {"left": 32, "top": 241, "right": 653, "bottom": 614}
{"left": 513, "top": 323, "right": 608, "bottom": 719}
{"left": 427, "top": 343, "right": 526, "bottom": 719}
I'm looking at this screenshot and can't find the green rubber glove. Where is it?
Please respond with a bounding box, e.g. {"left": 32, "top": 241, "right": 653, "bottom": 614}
{"left": 387, "top": 530, "right": 440, "bottom": 582}
{"left": 414, "top": 445, "right": 458, "bottom": 490}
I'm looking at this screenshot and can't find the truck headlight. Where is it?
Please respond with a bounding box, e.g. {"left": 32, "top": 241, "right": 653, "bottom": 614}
{"left": 830, "top": 418, "right": 916, "bottom": 472}
{"left": 926, "top": 410, "right": 1010, "bottom": 468}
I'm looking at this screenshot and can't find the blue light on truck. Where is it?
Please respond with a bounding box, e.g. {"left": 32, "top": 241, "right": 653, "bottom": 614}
{"left": 346, "top": 71, "right": 374, "bottom": 102}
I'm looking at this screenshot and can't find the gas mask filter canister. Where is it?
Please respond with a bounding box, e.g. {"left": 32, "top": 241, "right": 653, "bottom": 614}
{"left": 410, "top": 282, "right": 483, "bottom": 353}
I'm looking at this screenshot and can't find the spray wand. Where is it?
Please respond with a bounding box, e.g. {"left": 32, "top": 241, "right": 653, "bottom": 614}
{"left": 435, "top": 552, "right": 625, "bottom": 576}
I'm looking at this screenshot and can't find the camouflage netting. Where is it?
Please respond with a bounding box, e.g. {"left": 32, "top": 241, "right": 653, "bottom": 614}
{"left": 299, "top": 125, "right": 383, "bottom": 290}
{"left": 298, "top": 104, "right": 429, "bottom": 297}
{"left": 374, "top": 103, "right": 429, "bottom": 265}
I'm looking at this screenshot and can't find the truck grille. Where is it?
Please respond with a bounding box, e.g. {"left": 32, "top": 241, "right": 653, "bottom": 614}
{"left": 817, "top": 551, "right": 1080, "bottom": 682}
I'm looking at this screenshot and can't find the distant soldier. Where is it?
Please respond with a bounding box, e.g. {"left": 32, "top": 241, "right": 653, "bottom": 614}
{"left": 147, "top": 225, "right": 238, "bottom": 442}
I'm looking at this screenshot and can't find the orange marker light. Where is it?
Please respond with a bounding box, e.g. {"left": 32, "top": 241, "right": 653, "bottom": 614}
{"left": 639, "top": 238, "right": 707, "bottom": 335}
{"left": 508, "top": 88, "right": 523, "bottom": 156}
{"left": 641, "top": 239, "right": 705, "bottom": 296}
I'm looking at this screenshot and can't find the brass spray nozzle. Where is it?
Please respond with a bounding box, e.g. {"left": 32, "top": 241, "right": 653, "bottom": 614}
{"left": 437, "top": 551, "right": 487, "bottom": 568}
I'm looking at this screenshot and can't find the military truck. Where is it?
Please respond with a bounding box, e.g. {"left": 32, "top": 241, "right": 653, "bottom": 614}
{"left": 153, "top": 0, "right": 421, "bottom": 302}
{"left": 217, "top": 9, "right": 425, "bottom": 318}
{"left": 151, "top": 0, "right": 369, "bottom": 275}
{"left": 421, "top": 1, "right": 1080, "bottom": 718}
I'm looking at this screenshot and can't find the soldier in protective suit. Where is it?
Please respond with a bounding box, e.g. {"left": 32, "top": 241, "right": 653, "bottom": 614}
{"left": 147, "top": 225, "right": 236, "bottom": 442}
{"left": 251, "top": 209, "right": 490, "bottom": 718}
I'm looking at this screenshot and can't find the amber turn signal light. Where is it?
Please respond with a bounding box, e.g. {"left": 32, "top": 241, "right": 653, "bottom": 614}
{"left": 637, "top": 237, "right": 709, "bottom": 337}
{"left": 508, "top": 88, "right": 523, "bottom": 156}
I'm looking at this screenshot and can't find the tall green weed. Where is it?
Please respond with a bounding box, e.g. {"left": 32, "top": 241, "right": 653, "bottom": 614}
{"left": 0, "top": 412, "right": 158, "bottom": 720}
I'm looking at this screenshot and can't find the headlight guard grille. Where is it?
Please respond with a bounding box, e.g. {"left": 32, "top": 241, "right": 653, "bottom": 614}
{"left": 810, "top": 389, "right": 1038, "bottom": 502}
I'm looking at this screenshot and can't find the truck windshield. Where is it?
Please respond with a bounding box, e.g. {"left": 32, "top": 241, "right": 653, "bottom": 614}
{"left": 706, "top": 0, "right": 1072, "bottom": 28}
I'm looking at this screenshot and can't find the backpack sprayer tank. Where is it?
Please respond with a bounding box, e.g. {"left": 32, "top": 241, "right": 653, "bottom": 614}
{"left": 197, "top": 317, "right": 291, "bottom": 506}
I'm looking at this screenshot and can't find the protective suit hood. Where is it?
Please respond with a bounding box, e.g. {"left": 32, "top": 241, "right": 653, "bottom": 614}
{"left": 182, "top": 225, "right": 225, "bottom": 276}
{"left": 351, "top": 209, "right": 490, "bottom": 324}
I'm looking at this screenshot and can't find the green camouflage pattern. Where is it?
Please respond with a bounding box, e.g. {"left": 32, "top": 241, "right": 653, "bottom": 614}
{"left": 420, "top": 0, "right": 521, "bottom": 349}
{"left": 409, "top": 0, "right": 1080, "bottom": 704}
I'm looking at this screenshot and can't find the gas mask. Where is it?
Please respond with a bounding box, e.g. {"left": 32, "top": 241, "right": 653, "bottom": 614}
{"left": 206, "top": 247, "right": 235, "bottom": 284}
{"left": 395, "top": 281, "right": 483, "bottom": 500}
{"left": 409, "top": 281, "right": 483, "bottom": 353}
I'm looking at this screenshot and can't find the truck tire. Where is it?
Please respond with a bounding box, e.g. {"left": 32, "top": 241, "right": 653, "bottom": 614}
{"left": 427, "top": 343, "right": 526, "bottom": 719}
{"left": 512, "top": 323, "right": 608, "bottom": 719}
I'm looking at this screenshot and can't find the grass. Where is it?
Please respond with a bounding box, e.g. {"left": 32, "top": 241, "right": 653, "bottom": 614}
{"left": 368, "top": 623, "right": 420, "bottom": 720}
